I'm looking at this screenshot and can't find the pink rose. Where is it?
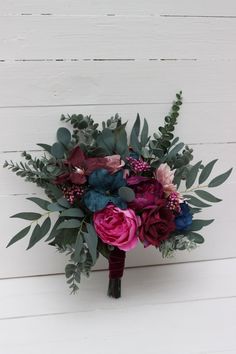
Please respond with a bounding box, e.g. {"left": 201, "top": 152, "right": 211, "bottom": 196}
{"left": 93, "top": 205, "right": 139, "bottom": 251}
{"left": 154, "top": 163, "right": 177, "bottom": 196}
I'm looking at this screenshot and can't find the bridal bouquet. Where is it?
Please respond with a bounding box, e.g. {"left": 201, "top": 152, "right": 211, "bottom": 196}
{"left": 4, "top": 92, "right": 232, "bottom": 298}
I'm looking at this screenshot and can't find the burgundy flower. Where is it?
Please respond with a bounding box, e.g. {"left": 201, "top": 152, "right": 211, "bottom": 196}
{"left": 127, "top": 176, "right": 164, "bottom": 210}
{"left": 55, "top": 146, "right": 124, "bottom": 185}
{"left": 139, "top": 201, "right": 176, "bottom": 247}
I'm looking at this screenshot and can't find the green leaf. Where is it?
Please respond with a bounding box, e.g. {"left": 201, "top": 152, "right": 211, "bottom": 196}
{"left": 11, "top": 212, "right": 41, "bottom": 221}
{"left": 37, "top": 143, "right": 52, "bottom": 154}
{"left": 141, "top": 118, "right": 149, "bottom": 147}
{"left": 184, "top": 195, "right": 211, "bottom": 208}
{"left": 101, "top": 128, "right": 115, "bottom": 153}
{"left": 186, "top": 161, "right": 202, "bottom": 189}
{"left": 118, "top": 186, "right": 135, "bottom": 202}
{"left": 198, "top": 159, "right": 218, "bottom": 185}
{"left": 57, "top": 196, "right": 71, "bottom": 209}
{"left": 84, "top": 224, "right": 98, "bottom": 265}
{"left": 46, "top": 183, "right": 63, "bottom": 200}
{"left": 130, "top": 114, "right": 141, "bottom": 153}
{"left": 65, "top": 263, "right": 76, "bottom": 278}
{"left": 57, "top": 127, "right": 71, "bottom": 146}
{"left": 27, "top": 197, "right": 50, "bottom": 211}
{"left": 74, "top": 234, "right": 84, "bottom": 263}
{"left": 168, "top": 142, "right": 184, "bottom": 158}
{"left": 45, "top": 218, "right": 62, "bottom": 241}
{"left": 60, "top": 208, "right": 85, "bottom": 218}
{"left": 57, "top": 219, "right": 81, "bottom": 229}
{"left": 51, "top": 142, "right": 65, "bottom": 159}
{"left": 114, "top": 127, "right": 128, "bottom": 158}
{"left": 7, "top": 225, "right": 31, "bottom": 247}
{"left": 47, "top": 202, "right": 65, "bottom": 212}
{"left": 194, "top": 190, "right": 222, "bottom": 203}
{"left": 208, "top": 168, "right": 233, "bottom": 188}
{"left": 187, "top": 232, "right": 205, "bottom": 244}
{"left": 26, "top": 225, "right": 41, "bottom": 249}
{"left": 40, "top": 217, "right": 51, "bottom": 236}
{"left": 190, "top": 219, "right": 214, "bottom": 231}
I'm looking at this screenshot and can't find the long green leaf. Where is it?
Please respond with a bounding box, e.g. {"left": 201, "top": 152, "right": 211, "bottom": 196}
{"left": 60, "top": 208, "right": 85, "bottom": 218}
{"left": 186, "top": 161, "right": 202, "bottom": 189}
{"left": 45, "top": 218, "right": 62, "bottom": 242}
{"left": 7, "top": 226, "right": 31, "bottom": 247}
{"left": 198, "top": 159, "right": 218, "bottom": 185}
{"left": 194, "top": 190, "right": 222, "bottom": 203}
{"left": 190, "top": 219, "right": 214, "bottom": 231}
{"left": 84, "top": 224, "right": 98, "bottom": 265}
{"left": 57, "top": 219, "right": 81, "bottom": 229}
{"left": 130, "top": 114, "right": 141, "bottom": 153}
{"left": 57, "top": 197, "right": 71, "bottom": 209}
{"left": 208, "top": 168, "right": 233, "bottom": 188}
{"left": 184, "top": 195, "right": 211, "bottom": 208}
{"left": 27, "top": 197, "right": 50, "bottom": 211}
{"left": 74, "top": 234, "right": 84, "bottom": 263}
{"left": 37, "top": 143, "right": 52, "bottom": 154}
{"left": 11, "top": 212, "right": 41, "bottom": 220}
{"left": 27, "top": 224, "right": 42, "bottom": 250}
{"left": 141, "top": 118, "right": 149, "bottom": 147}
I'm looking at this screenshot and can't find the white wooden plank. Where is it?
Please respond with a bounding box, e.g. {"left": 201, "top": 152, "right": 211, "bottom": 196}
{"left": 1, "top": 143, "right": 235, "bottom": 195}
{"left": 0, "top": 258, "right": 235, "bottom": 319}
{"left": 0, "top": 176, "right": 235, "bottom": 278}
{"left": 0, "top": 294, "right": 236, "bottom": 354}
{"left": 0, "top": 0, "right": 235, "bottom": 16}
{"left": 0, "top": 103, "right": 236, "bottom": 152}
{"left": 0, "top": 61, "right": 236, "bottom": 107}
{"left": 1, "top": 16, "right": 236, "bottom": 59}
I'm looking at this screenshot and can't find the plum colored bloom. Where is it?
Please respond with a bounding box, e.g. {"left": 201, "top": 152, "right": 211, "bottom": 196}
{"left": 127, "top": 176, "right": 164, "bottom": 210}
{"left": 138, "top": 201, "right": 176, "bottom": 247}
{"left": 55, "top": 146, "right": 124, "bottom": 185}
{"left": 175, "top": 202, "right": 192, "bottom": 231}
{"left": 93, "top": 204, "right": 139, "bottom": 251}
{"left": 154, "top": 163, "right": 177, "bottom": 196}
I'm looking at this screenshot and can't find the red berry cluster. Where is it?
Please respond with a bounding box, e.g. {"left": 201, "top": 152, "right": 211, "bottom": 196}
{"left": 61, "top": 184, "right": 85, "bottom": 205}
{"left": 166, "top": 192, "right": 181, "bottom": 213}
{"left": 126, "top": 157, "right": 150, "bottom": 173}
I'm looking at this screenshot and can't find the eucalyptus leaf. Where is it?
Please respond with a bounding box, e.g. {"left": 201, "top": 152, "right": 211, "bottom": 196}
{"left": 7, "top": 225, "right": 31, "bottom": 247}
{"left": 198, "top": 159, "right": 218, "bottom": 185}
{"left": 51, "top": 142, "right": 65, "bottom": 159}
{"left": 57, "top": 127, "right": 71, "bottom": 146}
{"left": 194, "top": 190, "right": 222, "bottom": 203}
{"left": 118, "top": 186, "right": 135, "bottom": 202}
{"left": 27, "top": 197, "right": 50, "bottom": 211}
{"left": 47, "top": 202, "right": 65, "bottom": 212}
{"left": 168, "top": 142, "right": 184, "bottom": 158}
{"left": 187, "top": 232, "right": 205, "bottom": 244}
{"left": 57, "top": 219, "right": 81, "bottom": 229}
{"left": 11, "top": 212, "right": 41, "bottom": 221}
{"left": 208, "top": 168, "right": 233, "bottom": 188}
{"left": 57, "top": 197, "right": 71, "bottom": 209}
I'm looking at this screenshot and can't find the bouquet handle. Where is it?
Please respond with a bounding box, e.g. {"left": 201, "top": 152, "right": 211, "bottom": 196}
{"left": 108, "top": 247, "right": 126, "bottom": 298}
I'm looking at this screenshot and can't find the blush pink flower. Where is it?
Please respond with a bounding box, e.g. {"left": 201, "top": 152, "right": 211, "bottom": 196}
{"left": 154, "top": 163, "right": 177, "bottom": 196}
{"left": 93, "top": 204, "right": 139, "bottom": 251}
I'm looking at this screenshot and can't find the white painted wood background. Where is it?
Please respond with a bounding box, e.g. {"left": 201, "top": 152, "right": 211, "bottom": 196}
{"left": 0, "top": 1, "right": 236, "bottom": 278}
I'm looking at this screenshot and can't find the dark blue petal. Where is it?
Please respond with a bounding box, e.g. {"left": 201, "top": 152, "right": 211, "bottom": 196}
{"left": 175, "top": 202, "right": 193, "bottom": 231}
{"left": 84, "top": 190, "right": 110, "bottom": 212}
{"left": 110, "top": 196, "right": 127, "bottom": 210}
{"left": 88, "top": 169, "right": 113, "bottom": 191}
{"left": 110, "top": 170, "right": 126, "bottom": 191}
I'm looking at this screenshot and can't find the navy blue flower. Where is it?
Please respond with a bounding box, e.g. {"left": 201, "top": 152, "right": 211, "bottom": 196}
{"left": 84, "top": 169, "right": 127, "bottom": 212}
{"left": 175, "top": 202, "right": 193, "bottom": 231}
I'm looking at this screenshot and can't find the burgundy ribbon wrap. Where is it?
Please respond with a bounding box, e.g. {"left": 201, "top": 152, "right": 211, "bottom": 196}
{"left": 107, "top": 247, "right": 126, "bottom": 298}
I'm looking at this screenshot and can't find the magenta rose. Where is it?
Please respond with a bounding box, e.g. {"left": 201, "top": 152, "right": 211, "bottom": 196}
{"left": 139, "top": 201, "right": 176, "bottom": 247}
{"left": 93, "top": 204, "right": 139, "bottom": 251}
{"left": 127, "top": 176, "right": 164, "bottom": 210}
